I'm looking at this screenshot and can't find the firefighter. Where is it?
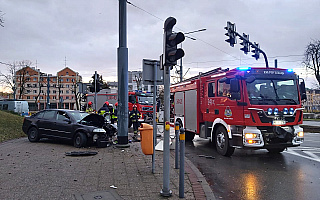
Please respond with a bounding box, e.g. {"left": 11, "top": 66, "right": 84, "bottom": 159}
{"left": 86, "top": 101, "right": 94, "bottom": 113}
{"left": 98, "top": 101, "right": 110, "bottom": 116}
{"left": 110, "top": 102, "right": 118, "bottom": 124}
{"left": 129, "top": 105, "right": 141, "bottom": 140}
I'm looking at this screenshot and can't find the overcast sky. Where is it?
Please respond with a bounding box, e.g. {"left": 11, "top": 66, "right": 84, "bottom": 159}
{"left": 1, "top": 0, "right": 320, "bottom": 92}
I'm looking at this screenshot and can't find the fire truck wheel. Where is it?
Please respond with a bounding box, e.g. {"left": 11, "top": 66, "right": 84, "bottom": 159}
{"left": 267, "top": 148, "right": 285, "bottom": 153}
{"left": 215, "top": 126, "right": 235, "bottom": 156}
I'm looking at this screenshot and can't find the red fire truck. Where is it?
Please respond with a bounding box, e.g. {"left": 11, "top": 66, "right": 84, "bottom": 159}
{"left": 170, "top": 67, "right": 306, "bottom": 156}
{"left": 86, "top": 91, "right": 154, "bottom": 123}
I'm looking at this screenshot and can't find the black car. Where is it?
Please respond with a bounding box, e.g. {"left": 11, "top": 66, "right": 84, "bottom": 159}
{"left": 22, "top": 109, "right": 116, "bottom": 147}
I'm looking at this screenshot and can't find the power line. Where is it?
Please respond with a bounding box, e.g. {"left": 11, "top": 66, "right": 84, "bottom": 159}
{"left": 126, "top": 1, "right": 247, "bottom": 64}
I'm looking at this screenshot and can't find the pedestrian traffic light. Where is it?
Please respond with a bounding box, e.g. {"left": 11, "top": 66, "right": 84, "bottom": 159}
{"left": 240, "top": 33, "right": 250, "bottom": 54}
{"left": 225, "top": 21, "right": 236, "bottom": 47}
{"left": 251, "top": 42, "right": 260, "bottom": 60}
{"left": 163, "top": 17, "right": 185, "bottom": 67}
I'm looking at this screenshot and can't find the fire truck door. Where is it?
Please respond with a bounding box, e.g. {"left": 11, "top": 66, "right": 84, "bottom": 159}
{"left": 216, "top": 79, "right": 244, "bottom": 125}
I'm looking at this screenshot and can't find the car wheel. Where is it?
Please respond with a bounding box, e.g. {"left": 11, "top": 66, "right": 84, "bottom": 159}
{"left": 74, "top": 132, "right": 87, "bottom": 148}
{"left": 28, "top": 127, "right": 40, "bottom": 142}
{"left": 215, "top": 126, "right": 235, "bottom": 156}
{"left": 267, "top": 148, "right": 285, "bottom": 154}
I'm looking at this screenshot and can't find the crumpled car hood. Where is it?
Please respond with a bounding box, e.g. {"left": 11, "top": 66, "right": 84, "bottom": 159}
{"left": 80, "top": 114, "right": 105, "bottom": 127}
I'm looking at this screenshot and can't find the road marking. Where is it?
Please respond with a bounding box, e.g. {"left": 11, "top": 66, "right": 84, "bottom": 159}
{"left": 285, "top": 147, "right": 320, "bottom": 163}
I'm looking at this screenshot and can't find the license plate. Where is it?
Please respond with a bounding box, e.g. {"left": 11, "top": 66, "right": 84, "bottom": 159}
{"left": 272, "top": 120, "right": 286, "bottom": 125}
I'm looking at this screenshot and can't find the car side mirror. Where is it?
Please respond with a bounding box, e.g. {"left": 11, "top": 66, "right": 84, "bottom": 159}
{"left": 299, "top": 81, "right": 307, "bottom": 101}
{"left": 230, "top": 79, "right": 241, "bottom": 100}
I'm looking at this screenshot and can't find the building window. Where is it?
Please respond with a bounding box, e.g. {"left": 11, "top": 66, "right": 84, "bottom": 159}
{"left": 33, "top": 84, "right": 37, "bottom": 88}
{"left": 66, "top": 85, "right": 69, "bottom": 88}
{"left": 72, "top": 79, "right": 75, "bottom": 82}
{"left": 66, "top": 72, "right": 69, "bottom": 75}
{"left": 53, "top": 96, "right": 56, "bottom": 99}
{"left": 27, "top": 84, "right": 31, "bottom": 87}
{"left": 53, "top": 78, "right": 56, "bottom": 82}
{"left": 40, "top": 96, "right": 43, "bottom": 99}
{"left": 53, "top": 90, "right": 56, "bottom": 94}
{"left": 60, "top": 90, "right": 63, "bottom": 94}
{"left": 33, "top": 90, "right": 37, "bottom": 94}
{"left": 52, "top": 84, "right": 56, "bottom": 88}
{"left": 27, "top": 96, "right": 30, "bottom": 99}
{"left": 33, "top": 96, "right": 36, "bottom": 99}
{"left": 27, "top": 78, "right": 30, "bottom": 81}
{"left": 26, "top": 90, "right": 31, "bottom": 94}
{"left": 33, "top": 78, "right": 37, "bottom": 81}
{"left": 60, "top": 78, "right": 63, "bottom": 82}
{"left": 66, "top": 79, "right": 69, "bottom": 82}
{"left": 66, "top": 96, "right": 69, "bottom": 99}
{"left": 66, "top": 90, "right": 69, "bottom": 94}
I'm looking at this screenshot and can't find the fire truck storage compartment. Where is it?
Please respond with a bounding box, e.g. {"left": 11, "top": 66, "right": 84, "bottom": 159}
{"left": 185, "top": 89, "right": 198, "bottom": 133}
{"left": 174, "top": 92, "right": 184, "bottom": 117}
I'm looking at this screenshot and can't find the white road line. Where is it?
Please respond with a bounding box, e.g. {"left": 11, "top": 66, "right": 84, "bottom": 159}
{"left": 285, "top": 149, "right": 320, "bottom": 163}
{"left": 303, "top": 151, "right": 320, "bottom": 159}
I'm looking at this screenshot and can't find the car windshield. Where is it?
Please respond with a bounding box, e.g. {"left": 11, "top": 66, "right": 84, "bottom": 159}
{"left": 68, "top": 111, "right": 89, "bottom": 122}
{"left": 138, "top": 96, "right": 153, "bottom": 105}
{"left": 246, "top": 78, "right": 299, "bottom": 105}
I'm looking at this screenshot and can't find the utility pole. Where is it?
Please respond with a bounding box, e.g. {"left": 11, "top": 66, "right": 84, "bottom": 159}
{"left": 117, "top": 0, "right": 129, "bottom": 147}
{"left": 47, "top": 75, "right": 50, "bottom": 109}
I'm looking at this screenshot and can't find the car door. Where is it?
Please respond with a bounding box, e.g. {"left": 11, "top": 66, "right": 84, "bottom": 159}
{"left": 37, "top": 110, "right": 56, "bottom": 137}
{"left": 54, "top": 111, "right": 74, "bottom": 139}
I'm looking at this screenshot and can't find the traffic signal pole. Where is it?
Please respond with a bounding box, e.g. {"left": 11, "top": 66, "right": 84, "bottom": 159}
{"left": 161, "top": 16, "right": 185, "bottom": 197}
{"left": 117, "top": 0, "right": 129, "bottom": 147}
{"left": 94, "top": 71, "right": 97, "bottom": 113}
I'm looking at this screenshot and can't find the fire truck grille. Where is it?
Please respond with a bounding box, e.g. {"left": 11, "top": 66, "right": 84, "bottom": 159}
{"left": 259, "top": 126, "right": 294, "bottom": 144}
{"left": 258, "top": 113, "right": 296, "bottom": 123}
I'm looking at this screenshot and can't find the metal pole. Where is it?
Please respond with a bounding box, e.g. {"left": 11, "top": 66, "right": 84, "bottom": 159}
{"left": 179, "top": 128, "right": 185, "bottom": 198}
{"left": 47, "top": 75, "right": 50, "bottom": 109}
{"left": 94, "top": 71, "right": 97, "bottom": 113}
{"left": 160, "top": 64, "right": 172, "bottom": 197}
{"left": 275, "top": 59, "right": 278, "bottom": 68}
{"left": 117, "top": 0, "right": 129, "bottom": 147}
{"left": 180, "top": 43, "right": 183, "bottom": 82}
{"left": 152, "top": 61, "right": 157, "bottom": 174}
{"left": 175, "top": 121, "right": 180, "bottom": 169}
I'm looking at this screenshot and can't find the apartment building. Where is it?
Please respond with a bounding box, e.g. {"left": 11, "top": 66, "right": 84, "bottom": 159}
{"left": 15, "top": 66, "right": 82, "bottom": 111}
{"left": 304, "top": 89, "right": 320, "bottom": 113}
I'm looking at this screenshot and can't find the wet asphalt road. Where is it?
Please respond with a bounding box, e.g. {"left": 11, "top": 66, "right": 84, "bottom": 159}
{"left": 185, "top": 132, "right": 320, "bottom": 200}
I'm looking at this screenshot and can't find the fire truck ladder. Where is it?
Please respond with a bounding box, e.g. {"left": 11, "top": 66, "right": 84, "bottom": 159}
{"left": 181, "top": 67, "right": 229, "bottom": 83}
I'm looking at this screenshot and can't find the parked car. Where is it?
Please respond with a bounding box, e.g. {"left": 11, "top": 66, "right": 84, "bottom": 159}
{"left": 22, "top": 109, "right": 116, "bottom": 147}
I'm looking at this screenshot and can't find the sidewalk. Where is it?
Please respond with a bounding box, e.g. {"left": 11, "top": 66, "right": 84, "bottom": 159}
{"left": 0, "top": 130, "right": 215, "bottom": 199}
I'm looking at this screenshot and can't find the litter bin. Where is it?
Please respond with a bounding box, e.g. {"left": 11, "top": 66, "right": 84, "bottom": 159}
{"left": 139, "top": 123, "right": 153, "bottom": 155}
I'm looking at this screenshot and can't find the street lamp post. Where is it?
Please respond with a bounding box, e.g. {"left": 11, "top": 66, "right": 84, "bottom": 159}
{"left": 179, "top": 28, "right": 206, "bottom": 82}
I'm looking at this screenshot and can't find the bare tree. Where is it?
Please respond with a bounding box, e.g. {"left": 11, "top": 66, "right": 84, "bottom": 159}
{"left": 135, "top": 74, "right": 142, "bottom": 90}
{"left": 0, "top": 11, "right": 4, "bottom": 27}
{"left": 0, "top": 63, "right": 18, "bottom": 95}
{"left": 69, "top": 80, "right": 81, "bottom": 110}
{"left": 34, "top": 72, "right": 46, "bottom": 110}
{"left": 303, "top": 40, "right": 320, "bottom": 86}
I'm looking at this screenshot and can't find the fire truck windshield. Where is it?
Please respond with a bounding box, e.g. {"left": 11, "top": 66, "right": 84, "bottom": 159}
{"left": 137, "top": 96, "right": 153, "bottom": 105}
{"left": 246, "top": 78, "right": 299, "bottom": 105}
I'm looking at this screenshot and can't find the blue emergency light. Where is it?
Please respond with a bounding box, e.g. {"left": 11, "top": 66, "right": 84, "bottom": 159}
{"left": 287, "top": 69, "right": 294, "bottom": 73}
{"left": 237, "top": 66, "right": 251, "bottom": 71}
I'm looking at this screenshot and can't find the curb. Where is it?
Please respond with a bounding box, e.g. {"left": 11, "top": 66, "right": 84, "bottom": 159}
{"left": 185, "top": 157, "right": 216, "bottom": 200}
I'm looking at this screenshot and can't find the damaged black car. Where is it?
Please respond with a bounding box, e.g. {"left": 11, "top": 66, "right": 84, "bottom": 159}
{"left": 22, "top": 109, "right": 117, "bottom": 148}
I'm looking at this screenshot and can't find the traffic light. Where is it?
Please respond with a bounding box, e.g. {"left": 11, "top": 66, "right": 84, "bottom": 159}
{"left": 163, "top": 17, "right": 185, "bottom": 67}
{"left": 240, "top": 33, "right": 250, "bottom": 54}
{"left": 225, "top": 21, "right": 236, "bottom": 47}
{"left": 251, "top": 42, "right": 260, "bottom": 60}
{"left": 90, "top": 73, "right": 101, "bottom": 93}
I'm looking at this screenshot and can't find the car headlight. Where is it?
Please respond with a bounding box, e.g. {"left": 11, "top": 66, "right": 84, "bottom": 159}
{"left": 93, "top": 128, "right": 106, "bottom": 133}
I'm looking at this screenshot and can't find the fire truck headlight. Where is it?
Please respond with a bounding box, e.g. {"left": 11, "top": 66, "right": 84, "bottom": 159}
{"left": 289, "top": 108, "right": 294, "bottom": 115}
{"left": 283, "top": 108, "right": 288, "bottom": 115}
{"left": 267, "top": 108, "right": 273, "bottom": 115}
{"left": 245, "top": 133, "right": 257, "bottom": 139}
{"left": 298, "top": 131, "right": 304, "bottom": 137}
{"left": 274, "top": 108, "right": 279, "bottom": 115}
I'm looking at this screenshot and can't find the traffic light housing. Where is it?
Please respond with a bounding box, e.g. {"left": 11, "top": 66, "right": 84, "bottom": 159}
{"left": 90, "top": 73, "right": 101, "bottom": 93}
{"left": 251, "top": 42, "right": 260, "bottom": 60}
{"left": 163, "top": 17, "right": 185, "bottom": 67}
{"left": 225, "top": 21, "right": 236, "bottom": 47}
{"left": 240, "top": 33, "right": 250, "bottom": 54}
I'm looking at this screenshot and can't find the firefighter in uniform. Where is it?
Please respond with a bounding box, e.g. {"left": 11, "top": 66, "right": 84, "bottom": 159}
{"left": 86, "top": 101, "right": 94, "bottom": 113}
{"left": 110, "top": 102, "right": 118, "bottom": 124}
{"left": 129, "top": 105, "right": 141, "bottom": 140}
{"left": 98, "top": 101, "right": 110, "bottom": 116}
